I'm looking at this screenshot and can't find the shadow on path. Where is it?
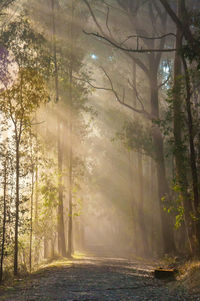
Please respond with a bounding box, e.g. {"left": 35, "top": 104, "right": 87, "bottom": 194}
{"left": 0, "top": 257, "right": 198, "bottom": 301}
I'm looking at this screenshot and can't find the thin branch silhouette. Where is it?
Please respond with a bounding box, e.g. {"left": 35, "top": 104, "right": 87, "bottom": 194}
{"left": 83, "top": 31, "right": 176, "bottom": 53}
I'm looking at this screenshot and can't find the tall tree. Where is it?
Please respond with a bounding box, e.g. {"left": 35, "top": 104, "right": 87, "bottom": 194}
{"left": 51, "top": 0, "right": 67, "bottom": 257}
{"left": 171, "top": 0, "right": 200, "bottom": 255}
{"left": 0, "top": 18, "right": 49, "bottom": 274}
{"left": 83, "top": 0, "right": 176, "bottom": 253}
{"left": 0, "top": 146, "right": 9, "bottom": 282}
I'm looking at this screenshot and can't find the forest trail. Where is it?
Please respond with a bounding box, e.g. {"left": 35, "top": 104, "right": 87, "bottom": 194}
{"left": 0, "top": 257, "right": 199, "bottom": 301}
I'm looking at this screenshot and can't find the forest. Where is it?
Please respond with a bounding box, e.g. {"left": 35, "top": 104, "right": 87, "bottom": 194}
{"left": 0, "top": 0, "right": 200, "bottom": 286}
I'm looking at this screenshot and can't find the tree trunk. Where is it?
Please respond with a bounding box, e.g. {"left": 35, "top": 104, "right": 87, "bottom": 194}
{"left": 67, "top": 67, "right": 73, "bottom": 258}
{"left": 67, "top": 0, "right": 75, "bottom": 258}
{"left": 150, "top": 158, "right": 156, "bottom": 255}
{"left": 57, "top": 120, "right": 67, "bottom": 256}
{"left": 182, "top": 56, "right": 200, "bottom": 253}
{"left": 29, "top": 170, "right": 34, "bottom": 272}
{"left": 51, "top": 0, "right": 66, "bottom": 256}
{"left": 172, "top": 0, "right": 195, "bottom": 255}
{"left": 34, "top": 159, "right": 39, "bottom": 263}
{"left": 14, "top": 140, "right": 19, "bottom": 276}
{"left": 0, "top": 157, "right": 7, "bottom": 282}
{"left": 149, "top": 61, "right": 176, "bottom": 254}
{"left": 129, "top": 61, "right": 138, "bottom": 254}
{"left": 159, "top": 0, "right": 200, "bottom": 57}
{"left": 128, "top": 150, "right": 137, "bottom": 253}
{"left": 137, "top": 152, "right": 148, "bottom": 256}
{"left": 44, "top": 237, "right": 48, "bottom": 259}
{"left": 50, "top": 238, "right": 55, "bottom": 258}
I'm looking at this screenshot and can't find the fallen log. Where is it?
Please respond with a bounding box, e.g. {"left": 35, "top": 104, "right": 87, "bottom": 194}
{"left": 154, "top": 267, "right": 177, "bottom": 279}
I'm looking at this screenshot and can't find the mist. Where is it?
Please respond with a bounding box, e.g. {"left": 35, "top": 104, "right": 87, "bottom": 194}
{"left": 0, "top": 0, "right": 200, "bottom": 282}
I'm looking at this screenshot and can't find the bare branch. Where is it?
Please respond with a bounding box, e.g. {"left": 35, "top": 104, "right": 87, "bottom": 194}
{"left": 125, "top": 32, "right": 176, "bottom": 41}
{"left": 103, "top": 0, "right": 127, "bottom": 15}
{"left": 155, "top": 11, "right": 168, "bottom": 66}
{"left": 82, "top": 0, "right": 104, "bottom": 36}
{"left": 127, "top": 78, "right": 146, "bottom": 111}
{"left": 122, "top": 87, "right": 125, "bottom": 103}
{"left": 149, "top": 2, "right": 158, "bottom": 35}
{"left": 153, "top": 0, "right": 165, "bottom": 21}
{"left": 30, "top": 120, "right": 46, "bottom": 126}
{"left": 105, "top": 5, "right": 113, "bottom": 39}
{"left": 159, "top": 0, "right": 184, "bottom": 31}
{"left": 73, "top": 70, "right": 152, "bottom": 120}
{"left": 100, "top": 67, "right": 152, "bottom": 119}
{"left": 120, "top": 32, "right": 176, "bottom": 48}
{"left": 159, "top": 0, "right": 199, "bottom": 52}
{"left": 158, "top": 74, "right": 171, "bottom": 89}
{"left": 130, "top": 55, "right": 150, "bottom": 77}
{"left": 83, "top": 30, "right": 177, "bottom": 53}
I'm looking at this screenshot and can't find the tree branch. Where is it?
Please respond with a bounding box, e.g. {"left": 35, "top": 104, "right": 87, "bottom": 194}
{"left": 159, "top": 0, "right": 199, "bottom": 52}
{"left": 105, "top": 5, "right": 113, "bottom": 38}
{"left": 159, "top": 0, "right": 184, "bottom": 31}
{"left": 126, "top": 32, "right": 176, "bottom": 41}
{"left": 73, "top": 71, "right": 152, "bottom": 120}
{"left": 127, "top": 78, "right": 146, "bottom": 111}
{"left": 82, "top": 0, "right": 104, "bottom": 36}
{"left": 158, "top": 73, "right": 171, "bottom": 89}
{"left": 83, "top": 30, "right": 176, "bottom": 53}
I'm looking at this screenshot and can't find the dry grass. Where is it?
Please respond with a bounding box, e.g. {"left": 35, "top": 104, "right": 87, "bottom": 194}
{"left": 0, "top": 252, "right": 86, "bottom": 291}
{"left": 176, "top": 260, "right": 200, "bottom": 293}
{"left": 32, "top": 252, "right": 86, "bottom": 273}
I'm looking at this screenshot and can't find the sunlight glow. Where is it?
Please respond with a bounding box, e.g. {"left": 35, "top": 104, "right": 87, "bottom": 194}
{"left": 90, "top": 53, "right": 98, "bottom": 60}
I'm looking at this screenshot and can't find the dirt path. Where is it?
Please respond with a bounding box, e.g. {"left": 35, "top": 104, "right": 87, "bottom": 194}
{"left": 0, "top": 257, "right": 199, "bottom": 301}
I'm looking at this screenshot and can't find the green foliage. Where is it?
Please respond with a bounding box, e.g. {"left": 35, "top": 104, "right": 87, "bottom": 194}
{"left": 0, "top": 13, "right": 52, "bottom": 275}
{"left": 157, "top": 74, "right": 191, "bottom": 164}
{"left": 0, "top": 68, "right": 48, "bottom": 123}
{"left": 116, "top": 119, "right": 154, "bottom": 157}
{"left": 181, "top": 9, "right": 200, "bottom": 70}
{"left": 40, "top": 170, "right": 58, "bottom": 210}
{"left": 1, "top": 17, "right": 52, "bottom": 78}
{"left": 161, "top": 180, "right": 185, "bottom": 229}
{"left": 175, "top": 205, "right": 184, "bottom": 229}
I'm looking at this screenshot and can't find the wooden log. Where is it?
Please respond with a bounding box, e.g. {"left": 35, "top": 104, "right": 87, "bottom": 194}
{"left": 154, "top": 267, "right": 177, "bottom": 279}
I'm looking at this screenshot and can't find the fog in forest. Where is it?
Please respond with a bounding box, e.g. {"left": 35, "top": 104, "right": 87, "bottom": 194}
{"left": 0, "top": 0, "right": 200, "bottom": 279}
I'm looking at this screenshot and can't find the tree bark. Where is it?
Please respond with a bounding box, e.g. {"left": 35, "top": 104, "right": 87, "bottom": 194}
{"left": 44, "top": 238, "right": 48, "bottom": 259}
{"left": 51, "top": 0, "right": 66, "bottom": 256}
{"left": 29, "top": 170, "right": 34, "bottom": 272}
{"left": 149, "top": 58, "right": 176, "bottom": 254}
{"left": 172, "top": 0, "right": 195, "bottom": 255}
{"left": 137, "top": 152, "right": 148, "bottom": 256}
{"left": 57, "top": 120, "right": 67, "bottom": 256}
{"left": 128, "top": 150, "right": 137, "bottom": 253}
{"left": 67, "top": 0, "right": 75, "bottom": 258}
{"left": 159, "top": 0, "right": 200, "bottom": 56}
{"left": 67, "top": 65, "right": 73, "bottom": 258}
{"left": 0, "top": 156, "right": 7, "bottom": 282}
{"left": 182, "top": 56, "right": 200, "bottom": 252}
{"left": 34, "top": 158, "right": 39, "bottom": 263}
{"left": 14, "top": 140, "right": 19, "bottom": 276}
